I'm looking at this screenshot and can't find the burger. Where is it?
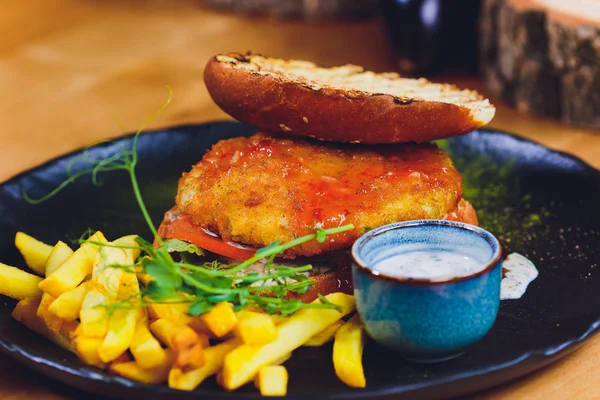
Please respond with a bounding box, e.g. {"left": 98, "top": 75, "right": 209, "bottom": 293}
{"left": 157, "top": 53, "right": 495, "bottom": 301}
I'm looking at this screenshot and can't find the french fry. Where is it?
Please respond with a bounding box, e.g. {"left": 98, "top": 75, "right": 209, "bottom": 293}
{"left": 58, "top": 320, "right": 80, "bottom": 349}
{"left": 109, "top": 350, "right": 174, "bottom": 385}
{"left": 113, "top": 234, "right": 148, "bottom": 290}
{"left": 14, "top": 232, "right": 53, "bottom": 275}
{"left": 0, "top": 262, "right": 42, "bottom": 299}
{"left": 150, "top": 319, "right": 206, "bottom": 370}
{"left": 112, "top": 234, "right": 141, "bottom": 306}
{"left": 221, "top": 292, "right": 355, "bottom": 390}
{"left": 130, "top": 320, "right": 169, "bottom": 369}
{"left": 11, "top": 298, "right": 43, "bottom": 325}
{"left": 78, "top": 244, "right": 128, "bottom": 338}
{"left": 97, "top": 263, "right": 142, "bottom": 363}
{"left": 92, "top": 248, "right": 126, "bottom": 297}
{"left": 185, "top": 310, "right": 232, "bottom": 340}
{"left": 172, "top": 328, "right": 206, "bottom": 370}
{"left": 150, "top": 319, "right": 202, "bottom": 348}
{"left": 102, "top": 262, "right": 159, "bottom": 367}
{"left": 116, "top": 264, "right": 142, "bottom": 318}
{"left": 38, "top": 231, "right": 107, "bottom": 297}
{"left": 147, "top": 302, "right": 193, "bottom": 325}
{"left": 188, "top": 316, "right": 214, "bottom": 336}
{"left": 45, "top": 241, "right": 74, "bottom": 276}
{"left": 12, "top": 297, "right": 75, "bottom": 352}
{"left": 304, "top": 320, "right": 345, "bottom": 347}
{"left": 117, "top": 266, "right": 140, "bottom": 300}
{"left": 98, "top": 308, "right": 138, "bottom": 363}
{"left": 74, "top": 336, "right": 106, "bottom": 368}
{"left": 271, "top": 352, "right": 292, "bottom": 366}
{"left": 149, "top": 318, "right": 180, "bottom": 347}
{"left": 48, "top": 282, "right": 89, "bottom": 321}
{"left": 239, "top": 308, "right": 287, "bottom": 324}
{"left": 201, "top": 302, "right": 237, "bottom": 338}
{"left": 254, "top": 365, "right": 288, "bottom": 396}
{"left": 8, "top": 227, "right": 366, "bottom": 395}
{"left": 332, "top": 314, "right": 366, "bottom": 388}
{"left": 234, "top": 311, "right": 277, "bottom": 345}
{"left": 77, "top": 290, "right": 109, "bottom": 338}
{"left": 168, "top": 339, "right": 240, "bottom": 391}
{"left": 37, "top": 292, "right": 63, "bottom": 332}
{"left": 38, "top": 241, "right": 75, "bottom": 330}
{"left": 113, "top": 235, "right": 141, "bottom": 263}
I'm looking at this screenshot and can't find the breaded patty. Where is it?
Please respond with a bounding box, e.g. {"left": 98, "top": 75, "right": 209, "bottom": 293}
{"left": 176, "top": 133, "right": 464, "bottom": 258}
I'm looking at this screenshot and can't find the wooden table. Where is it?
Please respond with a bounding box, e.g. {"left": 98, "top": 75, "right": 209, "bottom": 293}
{"left": 0, "top": 1, "right": 598, "bottom": 399}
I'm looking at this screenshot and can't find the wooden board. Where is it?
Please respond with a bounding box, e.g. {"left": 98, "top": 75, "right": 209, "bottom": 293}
{"left": 481, "top": 0, "right": 600, "bottom": 129}
{"left": 0, "top": 1, "right": 599, "bottom": 399}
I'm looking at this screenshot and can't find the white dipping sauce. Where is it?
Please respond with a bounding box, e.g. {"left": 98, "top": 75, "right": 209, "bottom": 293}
{"left": 500, "top": 253, "right": 539, "bottom": 300}
{"left": 372, "top": 249, "right": 485, "bottom": 280}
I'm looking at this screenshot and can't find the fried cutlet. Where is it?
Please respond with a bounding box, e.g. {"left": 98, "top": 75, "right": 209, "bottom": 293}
{"left": 173, "top": 132, "right": 469, "bottom": 258}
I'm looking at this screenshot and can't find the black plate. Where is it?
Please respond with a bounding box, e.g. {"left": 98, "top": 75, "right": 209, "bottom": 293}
{"left": 1, "top": 122, "right": 599, "bottom": 400}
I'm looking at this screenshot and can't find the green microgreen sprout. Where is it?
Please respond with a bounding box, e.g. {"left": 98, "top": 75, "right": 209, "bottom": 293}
{"left": 25, "top": 87, "right": 354, "bottom": 316}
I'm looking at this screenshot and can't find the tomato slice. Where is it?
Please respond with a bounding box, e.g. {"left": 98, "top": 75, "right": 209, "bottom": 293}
{"left": 161, "top": 214, "right": 257, "bottom": 260}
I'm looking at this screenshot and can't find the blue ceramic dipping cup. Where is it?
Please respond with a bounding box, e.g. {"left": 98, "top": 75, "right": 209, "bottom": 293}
{"left": 351, "top": 220, "right": 502, "bottom": 362}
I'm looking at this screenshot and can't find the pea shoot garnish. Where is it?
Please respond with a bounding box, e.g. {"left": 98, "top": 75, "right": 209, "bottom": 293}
{"left": 25, "top": 87, "right": 353, "bottom": 316}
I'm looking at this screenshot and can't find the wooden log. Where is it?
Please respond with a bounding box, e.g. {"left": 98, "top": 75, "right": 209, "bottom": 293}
{"left": 201, "top": 0, "right": 378, "bottom": 20}
{"left": 480, "top": 0, "right": 600, "bottom": 129}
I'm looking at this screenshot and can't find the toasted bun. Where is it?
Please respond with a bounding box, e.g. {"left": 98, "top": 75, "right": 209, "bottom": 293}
{"left": 204, "top": 53, "right": 495, "bottom": 144}
{"left": 291, "top": 265, "right": 353, "bottom": 303}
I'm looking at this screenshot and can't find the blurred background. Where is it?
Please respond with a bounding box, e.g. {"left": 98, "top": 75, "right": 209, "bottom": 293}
{"left": 0, "top": 0, "right": 598, "bottom": 182}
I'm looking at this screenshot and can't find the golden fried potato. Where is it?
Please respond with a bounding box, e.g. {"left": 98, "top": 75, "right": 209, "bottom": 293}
{"left": 201, "top": 302, "right": 237, "bottom": 338}
{"left": 332, "top": 314, "right": 366, "bottom": 388}
{"left": 12, "top": 297, "right": 75, "bottom": 352}
{"left": 38, "top": 231, "right": 107, "bottom": 297}
{"left": 304, "top": 320, "right": 344, "bottom": 347}
{"left": 48, "top": 282, "right": 89, "bottom": 321}
{"left": 0, "top": 263, "right": 42, "bottom": 299}
{"left": 109, "top": 351, "right": 174, "bottom": 385}
{"left": 130, "top": 320, "right": 169, "bottom": 369}
{"left": 147, "top": 302, "right": 193, "bottom": 325}
{"left": 234, "top": 311, "right": 277, "bottom": 345}
{"left": 98, "top": 263, "right": 143, "bottom": 363}
{"left": 37, "top": 241, "right": 75, "bottom": 330}
{"left": 254, "top": 365, "right": 288, "bottom": 396}
{"left": 168, "top": 338, "right": 240, "bottom": 391}
{"left": 150, "top": 319, "right": 181, "bottom": 348}
{"left": 78, "top": 290, "right": 109, "bottom": 338}
{"left": 113, "top": 235, "right": 141, "bottom": 263}
{"left": 150, "top": 318, "right": 207, "bottom": 370}
{"left": 78, "top": 243, "right": 128, "bottom": 338}
{"left": 37, "top": 292, "right": 62, "bottom": 332}
{"left": 172, "top": 327, "right": 206, "bottom": 370}
{"left": 99, "top": 308, "right": 138, "bottom": 363}
{"left": 221, "top": 293, "right": 355, "bottom": 390}
{"left": 14, "top": 232, "right": 53, "bottom": 275}
{"left": 74, "top": 336, "right": 106, "bottom": 368}
{"left": 45, "top": 241, "right": 73, "bottom": 276}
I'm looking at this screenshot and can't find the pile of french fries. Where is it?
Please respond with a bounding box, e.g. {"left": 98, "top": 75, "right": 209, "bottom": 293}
{"left": 0, "top": 231, "right": 368, "bottom": 396}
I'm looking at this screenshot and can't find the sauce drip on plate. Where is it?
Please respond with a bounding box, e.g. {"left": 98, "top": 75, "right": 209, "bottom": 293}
{"left": 500, "top": 253, "right": 539, "bottom": 300}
